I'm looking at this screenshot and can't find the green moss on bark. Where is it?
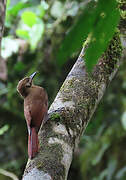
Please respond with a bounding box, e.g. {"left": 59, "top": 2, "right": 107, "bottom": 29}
{"left": 50, "top": 113, "right": 62, "bottom": 122}
{"left": 118, "top": 0, "right": 126, "bottom": 34}
{"left": 37, "top": 144, "right": 65, "bottom": 180}
{"left": 54, "top": 31, "right": 122, "bottom": 142}
{"left": 93, "top": 31, "right": 122, "bottom": 83}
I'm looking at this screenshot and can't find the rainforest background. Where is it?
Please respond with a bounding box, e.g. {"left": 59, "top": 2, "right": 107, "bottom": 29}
{"left": 0, "top": 0, "right": 126, "bottom": 179}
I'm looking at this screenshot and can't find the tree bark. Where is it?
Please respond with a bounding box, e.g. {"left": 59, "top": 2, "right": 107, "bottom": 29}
{"left": 0, "top": 0, "right": 6, "bottom": 53}
{"left": 22, "top": 1, "right": 126, "bottom": 178}
{"left": 0, "top": 0, "right": 7, "bottom": 81}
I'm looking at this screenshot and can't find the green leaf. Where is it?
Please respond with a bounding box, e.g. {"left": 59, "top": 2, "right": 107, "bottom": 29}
{"left": 37, "top": 5, "right": 45, "bottom": 18}
{"left": 0, "top": 125, "right": 9, "bottom": 135}
{"left": 8, "top": 2, "right": 30, "bottom": 16}
{"left": 16, "top": 29, "right": 29, "bottom": 39}
{"left": 16, "top": 16, "right": 44, "bottom": 50}
{"left": 85, "top": 0, "right": 120, "bottom": 72}
{"left": 56, "top": 0, "right": 120, "bottom": 71}
{"left": 5, "top": 1, "right": 31, "bottom": 27}
{"left": 7, "top": 0, "right": 10, "bottom": 8}
{"left": 29, "top": 21, "right": 44, "bottom": 50}
{"left": 56, "top": 1, "right": 97, "bottom": 66}
{"left": 21, "top": 11, "right": 37, "bottom": 27}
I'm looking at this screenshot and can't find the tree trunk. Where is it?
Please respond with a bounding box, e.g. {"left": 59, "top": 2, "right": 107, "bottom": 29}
{"left": 22, "top": 0, "right": 126, "bottom": 177}
{"left": 0, "top": 0, "right": 6, "bottom": 53}
{"left": 0, "top": 0, "right": 7, "bottom": 81}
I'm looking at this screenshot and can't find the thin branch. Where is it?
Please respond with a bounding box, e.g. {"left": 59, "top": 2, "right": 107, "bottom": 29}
{"left": 0, "top": 169, "right": 19, "bottom": 180}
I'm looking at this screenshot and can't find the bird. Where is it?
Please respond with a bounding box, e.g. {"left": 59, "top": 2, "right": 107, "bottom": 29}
{"left": 17, "top": 72, "right": 48, "bottom": 159}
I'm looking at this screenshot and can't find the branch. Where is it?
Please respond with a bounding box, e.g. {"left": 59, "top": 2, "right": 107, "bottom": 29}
{"left": 22, "top": 36, "right": 125, "bottom": 180}
{"left": 22, "top": 2, "right": 126, "bottom": 180}
{"left": 0, "top": 169, "right": 19, "bottom": 180}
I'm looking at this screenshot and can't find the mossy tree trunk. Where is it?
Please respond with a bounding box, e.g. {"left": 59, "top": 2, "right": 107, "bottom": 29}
{"left": 22, "top": 2, "right": 126, "bottom": 179}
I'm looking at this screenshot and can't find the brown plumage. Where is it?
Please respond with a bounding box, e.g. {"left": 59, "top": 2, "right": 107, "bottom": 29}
{"left": 17, "top": 72, "right": 48, "bottom": 159}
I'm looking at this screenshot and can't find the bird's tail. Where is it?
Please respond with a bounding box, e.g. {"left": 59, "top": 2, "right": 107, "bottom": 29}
{"left": 28, "top": 127, "right": 38, "bottom": 159}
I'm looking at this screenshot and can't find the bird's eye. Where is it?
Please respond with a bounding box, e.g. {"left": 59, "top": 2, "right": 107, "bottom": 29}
{"left": 26, "top": 82, "right": 31, "bottom": 87}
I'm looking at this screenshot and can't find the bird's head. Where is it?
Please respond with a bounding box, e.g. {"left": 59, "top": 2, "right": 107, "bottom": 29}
{"left": 17, "top": 72, "right": 37, "bottom": 98}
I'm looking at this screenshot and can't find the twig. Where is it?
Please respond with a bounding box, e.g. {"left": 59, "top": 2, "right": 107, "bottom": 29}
{"left": 0, "top": 169, "right": 19, "bottom": 180}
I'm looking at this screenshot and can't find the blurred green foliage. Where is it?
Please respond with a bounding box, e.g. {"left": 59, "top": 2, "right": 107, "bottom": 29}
{"left": 0, "top": 0, "right": 126, "bottom": 180}
{"left": 57, "top": 0, "right": 120, "bottom": 72}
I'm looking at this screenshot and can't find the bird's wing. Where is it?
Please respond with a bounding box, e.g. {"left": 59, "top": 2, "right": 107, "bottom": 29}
{"left": 24, "top": 104, "right": 32, "bottom": 128}
{"left": 24, "top": 88, "right": 48, "bottom": 132}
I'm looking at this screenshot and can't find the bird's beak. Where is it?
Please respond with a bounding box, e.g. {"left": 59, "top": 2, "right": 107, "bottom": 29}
{"left": 30, "top": 72, "right": 37, "bottom": 80}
